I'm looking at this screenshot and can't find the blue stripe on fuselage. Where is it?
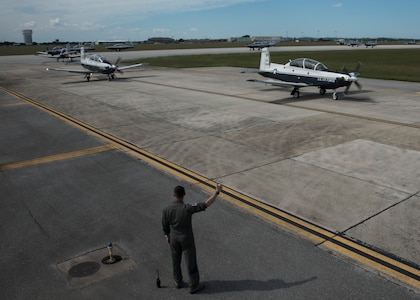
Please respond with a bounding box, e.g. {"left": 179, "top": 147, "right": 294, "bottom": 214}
{"left": 259, "top": 71, "right": 350, "bottom": 89}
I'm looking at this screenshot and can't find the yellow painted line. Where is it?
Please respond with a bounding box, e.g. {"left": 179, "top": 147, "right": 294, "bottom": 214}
{"left": 323, "top": 237, "right": 420, "bottom": 288}
{"left": 0, "top": 145, "right": 114, "bottom": 171}
{"left": 1, "top": 86, "right": 419, "bottom": 290}
{"left": 0, "top": 102, "right": 26, "bottom": 107}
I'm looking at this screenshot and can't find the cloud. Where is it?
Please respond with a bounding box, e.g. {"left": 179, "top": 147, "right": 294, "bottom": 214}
{"left": 153, "top": 28, "right": 171, "bottom": 34}
{"left": 332, "top": 3, "right": 343, "bottom": 8}
{"left": 22, "top": 21, "right": 36, "bottom": 29}
{"left": 1, "top": 0, "right": 262, "bottom": 42}
{"left": 49, "top": 18, "right": 62, "bottom": 27}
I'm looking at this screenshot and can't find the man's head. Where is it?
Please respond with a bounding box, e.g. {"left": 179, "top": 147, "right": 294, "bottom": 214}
{"left": 174, "top": 185, "right": 186, "bottom": 199}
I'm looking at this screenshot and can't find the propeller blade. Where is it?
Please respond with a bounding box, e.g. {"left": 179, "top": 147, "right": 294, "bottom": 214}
{"left": 115, "top": 57, "right": 121, "bottom": 66}
{"left": 344, "top": 83, "right": 351, "bottom": 94}
{"left": 355, "top": 81, "right": 362, "bottom": 90}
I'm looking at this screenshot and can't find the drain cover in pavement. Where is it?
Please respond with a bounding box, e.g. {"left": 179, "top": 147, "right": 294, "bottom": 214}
{"left": 68, "top": 261, "right": 101, "bottom": 277}
{"left": 57, "top": 245, "right": 136, "bottom": 288}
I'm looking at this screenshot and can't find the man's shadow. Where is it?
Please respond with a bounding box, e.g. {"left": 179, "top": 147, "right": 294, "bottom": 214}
{"left": 200, "top": 276, "right": 317, "bottom": 294}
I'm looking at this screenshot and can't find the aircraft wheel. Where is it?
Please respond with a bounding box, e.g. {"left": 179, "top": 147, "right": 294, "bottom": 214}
{"left": 319, "top": 88, "right": 326, "bottom": 95}
{"left": 293, "top": 90, "right": 300, "bottom": 99}
{"left": 332, "top": 92, "right": 338, "bottom": 100}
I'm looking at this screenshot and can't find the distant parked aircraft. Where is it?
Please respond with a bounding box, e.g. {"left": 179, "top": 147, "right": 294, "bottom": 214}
{"left": 364, "top": 40, "right": 377, "bottom": 48}
{"left": 71, "top": 42, "right": 96, "bottom": 52}
{"left": 37, "top": 43, "right": 80, "bottom": 62}
{"left": 106, "top": 42, "right": 134, "bottom": 51}
{"left": 347, "top": 40, "right": 361, "bottom": 47}
{"left": 46, "top": 47, "right": 147, "bottom": 81}
{"left": 246, "top": 40, "right": 277, "bottom": 50}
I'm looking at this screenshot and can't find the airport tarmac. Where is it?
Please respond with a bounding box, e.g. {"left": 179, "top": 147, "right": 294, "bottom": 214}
{"left": 0, "top": 48, "right": 419, "bottom": 298}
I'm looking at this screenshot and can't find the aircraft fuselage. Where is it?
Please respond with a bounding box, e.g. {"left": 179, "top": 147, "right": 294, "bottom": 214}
{"left": 260, "top": 63, "right": 352, "bottom": 90}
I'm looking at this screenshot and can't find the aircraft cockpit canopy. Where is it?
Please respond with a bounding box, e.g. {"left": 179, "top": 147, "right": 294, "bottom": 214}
{"left": 289, "top": 58, "right": 328, "bottom": 71}
{"left": 89, "top": 54, "right": 111, "bottom": 64}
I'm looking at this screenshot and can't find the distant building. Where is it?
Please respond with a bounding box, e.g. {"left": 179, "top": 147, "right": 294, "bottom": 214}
{"left": 22, "top": 29, "right": 33, "bottom": 45}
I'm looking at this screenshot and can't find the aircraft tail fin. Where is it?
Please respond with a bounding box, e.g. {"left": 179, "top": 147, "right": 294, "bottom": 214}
{"left": 259, "top": 47, "right": 271, "bottom": 71}
{"left": 80, "top": 47, "right": 85, "bottom": 59}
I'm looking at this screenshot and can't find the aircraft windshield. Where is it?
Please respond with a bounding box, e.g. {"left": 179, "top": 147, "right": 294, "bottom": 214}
{"left": 289, "top": 58, "right": 328, "bottom": 71}
{"left": 90, "top": 54, "right": 110, "bottom": 64}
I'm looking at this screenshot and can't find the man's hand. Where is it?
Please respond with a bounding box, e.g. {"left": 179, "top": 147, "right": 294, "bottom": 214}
{"left": 216, "top": 183, "right": 223, "bottom": 194}
{"left": 205, "top": 183, "right": 223, "bottom": 208}
{"left": 165, "top": 235, "right": 170, "bottom": 244}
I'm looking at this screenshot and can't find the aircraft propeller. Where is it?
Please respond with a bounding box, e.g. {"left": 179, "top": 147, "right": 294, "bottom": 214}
{"left": 344, "top": 62, "right": 362, "bottom": 94}
{"left": 107, "top": 57, "right": 123, "bottom": 80}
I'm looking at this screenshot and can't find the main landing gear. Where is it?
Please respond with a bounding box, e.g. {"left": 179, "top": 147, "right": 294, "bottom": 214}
{"left": 319, "top": 87, "right": 339, "bottom": 100}
{"left": 292, "top": 87, "right": 339, "bottom": 100}
{"left": 107, "top": 73, "right": 115, "bottom": 81}
{"left": 291, "top": 88, "right": 300, "bottom": 99}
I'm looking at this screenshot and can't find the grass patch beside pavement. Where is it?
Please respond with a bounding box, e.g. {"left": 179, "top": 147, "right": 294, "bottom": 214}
{"left": 143, "top": 49, "right": 420, "bottom": 83}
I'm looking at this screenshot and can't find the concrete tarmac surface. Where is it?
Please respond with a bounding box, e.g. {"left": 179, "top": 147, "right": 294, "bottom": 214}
{"left": 0, "top": 48, "right": 419, "bottom": 298}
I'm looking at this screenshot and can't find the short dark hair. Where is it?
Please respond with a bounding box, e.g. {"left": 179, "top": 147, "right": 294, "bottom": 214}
{"left": 174, "top": 186, "right": 185, "bottom": 198}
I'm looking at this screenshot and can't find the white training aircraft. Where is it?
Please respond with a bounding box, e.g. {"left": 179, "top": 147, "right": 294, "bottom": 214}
{"left": 46, "top": 48, "right": 147, "bottom": 81}
{"left": 248, "top": 47, "right": 361, "bottom": 100}
{"left": 37, "top": 43, "right": 80, "bottom": 62}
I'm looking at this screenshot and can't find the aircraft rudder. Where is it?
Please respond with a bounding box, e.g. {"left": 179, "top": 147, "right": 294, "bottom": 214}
{"left": 80, "top": 47, "right": 85, "bottom": 59}
{"left": 259, "top": 47, "right": 271, "bottom": 71}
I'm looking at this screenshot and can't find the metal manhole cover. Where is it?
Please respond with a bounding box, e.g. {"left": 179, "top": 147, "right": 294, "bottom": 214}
{"left": 68, "top": 261, "right": 101, "bottom": 278}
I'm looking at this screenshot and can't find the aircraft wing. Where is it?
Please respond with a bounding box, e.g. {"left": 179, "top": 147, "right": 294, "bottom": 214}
{"left": 46, "top": 67, "right": 88, "bottom": 74}
{"left": 67, "top": 53, "right": 81, "bottom": 58}
{"left": 117, "top": 63, "right": 148, "bottom": 71}
{"left": 247, "top": 78, "right": 310, "bottom": 88}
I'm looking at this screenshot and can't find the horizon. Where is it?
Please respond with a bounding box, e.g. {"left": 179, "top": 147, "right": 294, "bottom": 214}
{"left": 2, "top": 1, "right": 420, "bottom": 43}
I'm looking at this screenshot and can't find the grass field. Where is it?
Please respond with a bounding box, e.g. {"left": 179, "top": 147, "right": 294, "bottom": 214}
{"left": 141, "top": 49, "right": 420, "bottom": 82}
{"left": 1, "top": 43, "right": 420, "bottom": 82}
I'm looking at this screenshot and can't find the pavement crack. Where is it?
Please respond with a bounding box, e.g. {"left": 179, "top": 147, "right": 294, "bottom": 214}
{"left": 24, "top": 202, "right": 50, "bottom": 240}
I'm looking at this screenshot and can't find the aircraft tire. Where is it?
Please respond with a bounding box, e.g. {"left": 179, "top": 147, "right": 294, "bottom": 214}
{"left": 319, "top": 88, "right": 326, "bottom": 95}
{"left": 293, "top": 91, "right": 300, "bottom": 99}
{"left": 332, "top": 93, "right": 338, "bottom": 100}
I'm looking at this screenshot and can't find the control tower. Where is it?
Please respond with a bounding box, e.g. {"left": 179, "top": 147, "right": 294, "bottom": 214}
{"left": 22, "top": 29, "right": 33, "bottom": 45}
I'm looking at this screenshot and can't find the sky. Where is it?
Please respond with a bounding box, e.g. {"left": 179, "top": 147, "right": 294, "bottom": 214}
{"left": 1, "top": 0, "right": 420, "bottom": 43}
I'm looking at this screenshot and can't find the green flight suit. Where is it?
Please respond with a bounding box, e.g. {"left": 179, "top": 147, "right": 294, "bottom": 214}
{"left": 162, "top": 201, "right": 207, "bottom": 288}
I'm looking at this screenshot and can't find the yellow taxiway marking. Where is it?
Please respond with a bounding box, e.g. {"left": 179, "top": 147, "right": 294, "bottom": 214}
{"left": 0, "top": 145, "right": 114, "bottom": 171}
{"left": 0, "top": 102, "right": 26, "bottom": 107}
{"left": 2, "top": 86, "right": 419, "bottom": 290}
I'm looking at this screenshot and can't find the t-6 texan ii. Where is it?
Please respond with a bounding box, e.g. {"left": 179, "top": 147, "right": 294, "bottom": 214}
{"left": 46, "top": 47, "right": 147, "bottom": 81}
{"left": 248, "top": 47, "right": 361, "bottom": 100}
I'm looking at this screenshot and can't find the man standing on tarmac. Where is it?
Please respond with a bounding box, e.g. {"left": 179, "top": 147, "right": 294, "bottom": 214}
{"left": 162, "top": 183, "right": 223, "bottom": 294}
